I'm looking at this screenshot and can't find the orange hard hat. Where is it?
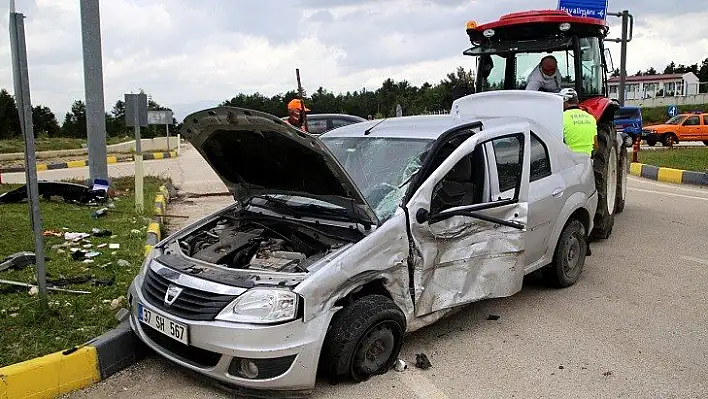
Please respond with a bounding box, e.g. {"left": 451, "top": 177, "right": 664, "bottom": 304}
{"left": 287, "top": 98, "right": 310, "bottom": 112}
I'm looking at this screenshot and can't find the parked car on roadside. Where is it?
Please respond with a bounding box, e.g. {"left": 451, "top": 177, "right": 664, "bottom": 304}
{"left": 127, "top": 90, "right": 611, "bottom": 396}
{"left": 642, "top": 111, "right": 708, "bottom": 146}
{"left": 614, "top": 106, "right": 643, "bottom": 142}
{"left": 281, "top": 113, "right": 366, "bottom": 135}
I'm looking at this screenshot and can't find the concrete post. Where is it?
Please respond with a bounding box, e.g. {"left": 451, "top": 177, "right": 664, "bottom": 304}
{"left": 80, "top": 0, "right": 108, "bottom": 181}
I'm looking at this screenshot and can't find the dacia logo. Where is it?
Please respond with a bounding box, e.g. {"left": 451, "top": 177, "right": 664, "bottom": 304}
{"left": 164, "top": 284, "right": 183, "bottom": 306}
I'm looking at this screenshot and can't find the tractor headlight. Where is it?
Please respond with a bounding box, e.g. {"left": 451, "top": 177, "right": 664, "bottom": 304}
{"left": 559, "top": 22, "right": 571, "bottom": 31}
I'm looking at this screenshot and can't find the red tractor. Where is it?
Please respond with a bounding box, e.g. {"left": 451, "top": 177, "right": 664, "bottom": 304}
{"left": 464, "top": 9, "right": 629, "bottom": 239}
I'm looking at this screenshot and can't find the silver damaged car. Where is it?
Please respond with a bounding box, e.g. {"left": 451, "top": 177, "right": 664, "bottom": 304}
{"left": 128, "top": 91, "right": 599, "bottom": 397}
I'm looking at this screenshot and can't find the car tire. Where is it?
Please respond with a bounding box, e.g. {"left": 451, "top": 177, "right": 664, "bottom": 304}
{"left": 590, "top": 122, "right": 616, "bottom": 240}
{"left": 320, "top": 295, "right": 405, "bottom": 383}
{"left": 543, "top": 218, "right": 587, "bottom": 288}
{"left": 646, "top": 138, "right": 657, "bottom": 147}
{"left": 703, "top": 141, "right": 708, "bottom": 146}
{"left": 615, "top": 140, "right": 628, "bottom": 214}
{"left": 661, "top": 133, "right": 677, "bottom": 146}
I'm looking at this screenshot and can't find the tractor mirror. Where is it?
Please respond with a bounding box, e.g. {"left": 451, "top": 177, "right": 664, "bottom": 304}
{"left": 479, "top": 55, "right": 494, "bottom": 79}
{"left": 604, "top": 49, "right": 615, "bottom": 71}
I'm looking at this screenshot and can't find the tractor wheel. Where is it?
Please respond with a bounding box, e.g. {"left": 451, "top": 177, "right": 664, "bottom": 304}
{"left": 615, "top": 139, "right": 628, "bottom": 214}
{"left": 591, "top": 122, "right": 616, "bottom": 240}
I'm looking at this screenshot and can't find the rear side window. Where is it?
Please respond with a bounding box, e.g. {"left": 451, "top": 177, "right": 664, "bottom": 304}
{"left": 332, "top": 119, "right": 354, "bottom": 128}
{"left": 530, "top": 134, "right": 551, "bottom": 182}
{"left": 703, "top": 115, "right": 708, "bottom": 125}
{"left": 684, "top": 116, "right": 700, "bottom": 126}
{"left": 307, "top": 118, "right": 329, "bottom": 134}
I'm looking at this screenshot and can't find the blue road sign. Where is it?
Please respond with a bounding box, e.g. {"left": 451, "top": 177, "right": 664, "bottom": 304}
{"left": 668, "top": 105, "right": 678, "bottom": 118}
{"left": 558, "top": 0, "right": 609, "bottom": 20}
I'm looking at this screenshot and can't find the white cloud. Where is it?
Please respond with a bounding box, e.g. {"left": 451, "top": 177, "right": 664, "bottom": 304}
{"left": 0, "top": 0, "right": 705, "bottom": 121}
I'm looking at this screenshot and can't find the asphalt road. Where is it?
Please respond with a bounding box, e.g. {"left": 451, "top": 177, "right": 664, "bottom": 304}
{"left": 67, "top": 173, "right": 708, "bottom": 399}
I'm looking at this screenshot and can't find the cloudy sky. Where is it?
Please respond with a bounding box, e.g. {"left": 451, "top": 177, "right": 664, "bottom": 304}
{"left": 0, "top": 0, "right": 706, "bottom": 120}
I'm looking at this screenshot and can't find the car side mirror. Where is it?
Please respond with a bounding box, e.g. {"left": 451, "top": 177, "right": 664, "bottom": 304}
{"left": 416, "top": 208, "right": 430, "bottom": 224}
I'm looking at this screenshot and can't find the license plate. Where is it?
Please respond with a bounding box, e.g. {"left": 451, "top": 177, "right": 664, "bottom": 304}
{"left": 138, "top": 302, "right": 189, "bottom": 345}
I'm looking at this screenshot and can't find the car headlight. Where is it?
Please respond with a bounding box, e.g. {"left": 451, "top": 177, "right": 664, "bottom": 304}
{"left": 215, "top": 289, "right": 299, "bottom": 324}
{"left": 139, "top": 247, "right": 159, "bottom": 279}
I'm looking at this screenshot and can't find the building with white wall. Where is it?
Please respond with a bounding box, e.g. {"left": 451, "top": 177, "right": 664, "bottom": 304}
{"left": 608, "top": 72, "right": 700, "bottom": 101}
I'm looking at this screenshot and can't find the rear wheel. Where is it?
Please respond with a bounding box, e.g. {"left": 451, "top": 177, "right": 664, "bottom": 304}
{"left": 615, "top": 141, "right": 628, "bottom": 214}
{"left": 543, "top": 218, "right": 587, "bottom": 288}
{"left": 591, "top": 122, "right": 616, "bottom": 239}
{"left": 320, "top": 295, "right": 405, "bottom": 383}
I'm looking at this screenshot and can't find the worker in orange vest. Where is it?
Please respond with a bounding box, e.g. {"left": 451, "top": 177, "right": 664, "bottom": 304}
{"left": 285, "top": 99, "right": 309, "bottom": 132}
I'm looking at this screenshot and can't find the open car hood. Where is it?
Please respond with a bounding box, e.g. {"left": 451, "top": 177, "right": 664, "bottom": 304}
{"left": 181, "top": 106, "right": 380, "bottom": 227}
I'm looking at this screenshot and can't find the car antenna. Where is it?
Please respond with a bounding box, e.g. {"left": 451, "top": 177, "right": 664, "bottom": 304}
{"left": 364, "top": 118, "right": 387, "bottom": 135}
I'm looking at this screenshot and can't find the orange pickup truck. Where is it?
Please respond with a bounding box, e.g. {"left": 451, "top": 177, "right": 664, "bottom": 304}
{"left": 642, "top": 112, "right": 708, "bottom": 146}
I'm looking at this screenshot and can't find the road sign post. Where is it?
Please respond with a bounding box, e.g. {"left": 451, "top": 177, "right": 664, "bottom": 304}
{"left": 147, "top": 110, "right": 174, "bottom": 151}
{"left": 125, "top": 93, "right": 148, "bottom": 213}
{"left": 9, "top": 8, "right": 48, "bottom": 308}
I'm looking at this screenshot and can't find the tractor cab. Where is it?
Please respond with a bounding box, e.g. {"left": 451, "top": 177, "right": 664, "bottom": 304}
{"left": 464, "top": 10, "right": 616, "bottom": 122}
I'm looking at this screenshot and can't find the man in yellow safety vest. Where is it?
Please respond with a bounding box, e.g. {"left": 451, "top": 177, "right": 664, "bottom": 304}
{"left": 560, "top": 88, "right": 598, "bottom": 156}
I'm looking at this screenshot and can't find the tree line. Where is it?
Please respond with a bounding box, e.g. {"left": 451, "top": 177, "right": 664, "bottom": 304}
{"left": 0, "top": 67, "right": 475, "bottom": 140}
{"left": 0, "top": 89, "right": 177, "bottom": 140}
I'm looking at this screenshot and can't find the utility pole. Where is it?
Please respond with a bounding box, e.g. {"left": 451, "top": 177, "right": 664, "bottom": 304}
{"left": 607, "top": 10, "right": 634, "bottom": 106}
{"left": 9, "top": 3, "right": 48, "bottom": 308}
{"left": 80, "top": 0, "right": 108, "bottom": 181}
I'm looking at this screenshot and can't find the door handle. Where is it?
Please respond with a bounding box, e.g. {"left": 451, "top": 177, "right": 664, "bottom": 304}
{"left": 552, "top": 187, "right": 564, "bottom": 198}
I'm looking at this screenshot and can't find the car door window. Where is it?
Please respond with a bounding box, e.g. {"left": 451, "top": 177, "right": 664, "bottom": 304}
{"left": 491, "top": 136, "right": 523, "bottom": 193}
{"left": 703, "top": 115, "right": 708, "bottom": 125}
{"left": 430, "top": 145, "right": 487, "bottom": 215}
{"left": 683, "top": 116, "right": 700, "bottom": 126}
{"left": 530, "top": 134, "right": 551, "bottom": 182}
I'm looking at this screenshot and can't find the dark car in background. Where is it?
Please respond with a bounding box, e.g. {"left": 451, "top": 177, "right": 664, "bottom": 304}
{"left": 282, "top": 113, "right": 367, "bottom": 135}
{"left": 613, "top": 106, "right": 643, "bottom": 142}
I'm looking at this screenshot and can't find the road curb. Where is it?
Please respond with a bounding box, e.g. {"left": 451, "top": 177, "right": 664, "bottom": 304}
{"left": 0, "top": 183, "right": 176, "bottom": 399}
{"left": 630, "top": 162, "right": 708, "bottom": 186}
{"left": 0, "top": 151, "right": 178, "bottom": 175}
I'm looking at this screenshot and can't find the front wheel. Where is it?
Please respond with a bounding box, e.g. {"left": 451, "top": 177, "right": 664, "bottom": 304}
{"left": 590, "top": 122, "right": 616, "bottom": 240}
{"left": 661, "top": 134, "right": 677, "bottom": 146}
{"left": 703, "top": 141, "right": 708, "bottom": 146}
{"left": 320, "top": 295, "right": 406, "bottom": 383}
{"left": 646, "top": 138, "right": 657, "bottom": 147}
{"left": 543, "top": 218, "right": 587, "bottom": 288}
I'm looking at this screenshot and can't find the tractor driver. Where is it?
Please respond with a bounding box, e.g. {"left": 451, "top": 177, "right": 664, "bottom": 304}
{"left": 525, "top": 55, "right": 562, "bottom": 93}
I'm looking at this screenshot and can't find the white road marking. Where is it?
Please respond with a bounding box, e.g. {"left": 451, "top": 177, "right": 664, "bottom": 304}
{"left": 398, "top": 370, "right": 453, "bottom": 399}
{"left": 628, "top": 187, "right": 708, "bottom": 202}
{"left": 680, "top": 256, "right": 708, "bottom": 266}
{"left": 628, "top": 176, "right": 708, "bottom": 195}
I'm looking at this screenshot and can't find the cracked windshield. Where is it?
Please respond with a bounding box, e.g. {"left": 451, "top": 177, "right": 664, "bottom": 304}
{"left": 321, "top": 137, "right": 433, "bottom": 220}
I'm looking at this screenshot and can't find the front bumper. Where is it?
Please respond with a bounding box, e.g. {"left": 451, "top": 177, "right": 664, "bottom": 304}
{"left": 128, "top": 276, "right": 331, "bottom": 394}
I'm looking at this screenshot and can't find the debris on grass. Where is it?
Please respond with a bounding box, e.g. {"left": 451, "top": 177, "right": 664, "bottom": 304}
{"left": 64, "top": 232, "right": 90, "bottom": 241}
{"left": 394, "top": 359, "right": 407, "bottom": 372}
{"left": 29, "top": 286, "right": 38, "bottom": 296}
{"left": 110, "top": 296, "right": 125, "bottom": 310}
{"left": 414, "top": 353, "right": 432, "bottom": 370}
{"left": 117, "top": 259, "right": 130, "bottom": 267}
{"left": 91, "top": 208, "right": 109, "bottom": 219}
{"left": 97, "top": 243, "right": 107, "bottom": 249}
{"left": 91, "top": 228, "right": 112, "bottom": 237}
{"left": 42, "top": 230, "right": 64, "bottom": 237}
{"left": 0, "top": 251, "right": 37, "bottom": 272}
{"left": 109, "top": 243, "right": 120, "bottom": 250}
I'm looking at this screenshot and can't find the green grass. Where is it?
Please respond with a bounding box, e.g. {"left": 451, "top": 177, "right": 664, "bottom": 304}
{"left": 638, "top": 147, "right": 708, "bottom": 172}
{"left": 0, "top": 137, "right": 129, "bottom": 154}
{"left": 641, "top": 103, "right": 708, "bottom": 126}
{"left": 0, "top": 176, "right": 165, "bottom": 366}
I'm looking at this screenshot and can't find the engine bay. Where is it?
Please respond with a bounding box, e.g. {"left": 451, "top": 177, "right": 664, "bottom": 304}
{"left": 178, "top": 214, "right": 357, "bottom": 273}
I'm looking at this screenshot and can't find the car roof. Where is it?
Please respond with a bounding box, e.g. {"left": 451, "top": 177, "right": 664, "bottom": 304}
{"left": 308, "top": 113, "right": 366, "bottom": 120}
{"left": 319, "top": 114, "right": 531, "bottom": 140}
